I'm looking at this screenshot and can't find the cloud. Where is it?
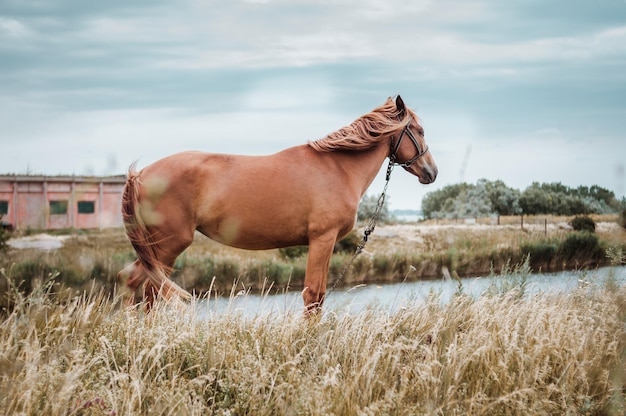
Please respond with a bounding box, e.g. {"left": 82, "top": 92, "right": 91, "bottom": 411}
{"left": 1, "top": 0, "right": 625, "bottom": 207}
{"left": 0, "top": 17, "right": 30, "bottom": 37}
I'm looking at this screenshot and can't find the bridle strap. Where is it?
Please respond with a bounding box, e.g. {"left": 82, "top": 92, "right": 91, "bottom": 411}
{"left": 389, "top": 118, "right": 429, "bottom": 168}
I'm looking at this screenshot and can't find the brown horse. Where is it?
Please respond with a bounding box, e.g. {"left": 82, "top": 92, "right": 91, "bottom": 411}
{"left": 118, "top": 95, "right": 438, "bottom": 312}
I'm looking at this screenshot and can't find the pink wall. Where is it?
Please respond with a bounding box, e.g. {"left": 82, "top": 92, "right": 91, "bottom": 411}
{"left": 0, "top": 175, "right": 126, "bottom": 230}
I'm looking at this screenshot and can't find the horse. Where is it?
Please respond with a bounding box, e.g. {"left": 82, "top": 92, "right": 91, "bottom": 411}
{"left": 117, "top": 95, "right": 438, "bottom": 313}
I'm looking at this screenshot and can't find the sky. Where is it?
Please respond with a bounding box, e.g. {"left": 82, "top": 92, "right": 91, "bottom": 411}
{"left": 1, "top": 0, "right": 625, "bottom": 210}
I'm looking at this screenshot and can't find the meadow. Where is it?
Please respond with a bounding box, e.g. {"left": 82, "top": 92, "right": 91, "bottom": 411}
{"left": 1, "top": 264, "right": 625, "bottom": 415}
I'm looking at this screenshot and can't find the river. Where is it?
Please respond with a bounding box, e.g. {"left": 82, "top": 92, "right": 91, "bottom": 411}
{"left": 197, "top": 265, "right": 626, "bottom": 318}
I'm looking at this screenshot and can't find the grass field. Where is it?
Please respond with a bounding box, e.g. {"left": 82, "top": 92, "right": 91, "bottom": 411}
{"left": 0, "top": 268, "right": 625, "bottom": 415}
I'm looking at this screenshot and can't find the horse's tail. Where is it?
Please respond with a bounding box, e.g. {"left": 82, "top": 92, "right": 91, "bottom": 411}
{"left": 121, "top": 163, "right": 192, "bottom": 304}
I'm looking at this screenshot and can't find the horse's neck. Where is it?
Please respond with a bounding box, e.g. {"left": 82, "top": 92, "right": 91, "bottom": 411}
{"left": 336, "top": 140, "right": 390, "bottom": 198}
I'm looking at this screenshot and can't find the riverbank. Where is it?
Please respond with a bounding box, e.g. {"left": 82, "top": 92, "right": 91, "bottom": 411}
{"left": 1, "top": 215, "right": 624, "bottom": 305}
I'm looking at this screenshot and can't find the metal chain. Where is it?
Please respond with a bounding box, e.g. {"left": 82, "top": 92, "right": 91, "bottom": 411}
{"left": 326, "top": 159, "right": 396, "bottom": 296}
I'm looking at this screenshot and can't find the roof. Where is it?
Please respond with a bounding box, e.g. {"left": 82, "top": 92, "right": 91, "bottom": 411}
{"left": 0, "top": 174, "right": 127, "bottom": 184}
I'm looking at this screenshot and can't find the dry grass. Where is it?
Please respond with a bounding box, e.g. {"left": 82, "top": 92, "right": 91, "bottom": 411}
{"left": 1, "top": 267, "right": 625, "bottom": 415}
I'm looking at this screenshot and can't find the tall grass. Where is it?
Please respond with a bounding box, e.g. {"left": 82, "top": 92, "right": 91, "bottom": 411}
{"left": 1, "top": 265, "right": 625, "bottom": 415}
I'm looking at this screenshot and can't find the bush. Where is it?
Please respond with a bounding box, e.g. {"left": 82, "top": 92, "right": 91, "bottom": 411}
{"left": 558, "top": 231, "right": 603, "bottom": 264}
{"left": 279, "top": 231, "right": 363, "bottom": 260}
{"left": 520, "top": 240, "right": 558, "bottom": 272}
{"left": 569, "top": 215, "right": 596, "bottom": 232}
{"left": 0, "top": 214, "right": 8, "bottom": 253}
{"left": 619, "top": 209, "right": 626, "bottom": 229}
{"left": 334, "top": 230, "right": 362, "bottom": 254}
{"left": 279, "top": 246, "right": 308, "bottom": 260}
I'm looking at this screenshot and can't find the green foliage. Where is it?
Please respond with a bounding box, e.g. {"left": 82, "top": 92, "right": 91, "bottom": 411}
{"left": 358, "top": 194, "right": 393, "bottom": 222}
{"left": 422, "top": 179, "right": 521, "bottom": 219}
{"left": 8, "top": 260, "right": 85, "bottom": 292}
{"left": 619, "top": 208, "right": 626, "bottom": 229}
{"left": 0, "top": 214, "right": 8, "bottom": 253}
{"left": 570, "top": 215, "right": 596, "bottom": 232}
{"left": 519, "top": 230, "right": 606, "bottom": 271}
{"left": 334, "top": 230, "right": 361, "bottom": 254}
{"left": 484, "top": 179, "right": 522, "bottom": 216}
{"left": 422, "top": 182, "right": 471, "bottom": 219}
{"left": 423, "top": 180, "right": 620, "bottom": 219}
{"left": 519, "top": 182, "right": 618, "bottom": 215}
{"left": 520, "top": 240, "right": 559, "bottom": 272}
{"left": 558, "top": 231, "right": 604, "bottom": 264}
{"left": 279, "top": 246, "right": 308, "bottom": 260}
{"left": 197, "top": 256, "right": 241, "bottom": 287}
{"left": 279, "top": 231, "right": 363, "bottom": 260}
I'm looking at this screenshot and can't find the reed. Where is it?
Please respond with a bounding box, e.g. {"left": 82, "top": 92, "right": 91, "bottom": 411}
{"left": 0, "top": 266, "right": 625, "bottom": 415}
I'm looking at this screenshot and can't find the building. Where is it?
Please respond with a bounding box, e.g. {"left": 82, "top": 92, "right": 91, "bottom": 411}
{"left": 0, "top": 174, "right": 127, "bottom": 230}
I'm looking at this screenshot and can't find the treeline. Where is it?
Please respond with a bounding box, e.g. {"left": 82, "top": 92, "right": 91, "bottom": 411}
{"left": 422, "top": 179, "right": 625, "bottom": 220}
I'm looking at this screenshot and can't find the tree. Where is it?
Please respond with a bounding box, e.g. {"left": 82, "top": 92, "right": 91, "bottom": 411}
{"left": 519, "top": 182, "right": 553, "bottom": 215}
{"left": 519, "top": 182, "right": 617, "bottom": 215}
{"left": 456, "top": 182, "right": 493, "bottom": 218}
{"left": 358, "top": 194, "right": 393, "bottom": 222}
{"left": 483, "top": 179, "right": 522, "bottom": 216}
{"left": 423, "top": 180, "right": 621, "bottom": 219}
{"left": 422, "top": 183, "right": 471, "bottom": 219}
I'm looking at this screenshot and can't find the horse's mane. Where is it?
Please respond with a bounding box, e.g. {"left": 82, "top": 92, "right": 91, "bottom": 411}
{"left": 309, "top": 97, "right": 417, "bottom": 152}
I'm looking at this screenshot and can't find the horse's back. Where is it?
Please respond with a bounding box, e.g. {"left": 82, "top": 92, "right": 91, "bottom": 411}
{"left": 134, "top": 148, "right": 358, "bottom": 249}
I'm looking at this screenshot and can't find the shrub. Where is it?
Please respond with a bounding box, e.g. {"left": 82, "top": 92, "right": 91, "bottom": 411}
{"left": 569, "top": 215, "right": 596, "bottom": 232}
{"left": 250, "top": 259, "right": 303, "bottom": 286}
{"left": 279, "top": 246, "right": 308, "bottom": 260}
{"left": 0, "top": 214, "right": 8, "bottom": 253}
{"left": 619, "top": 208, "right": 626, "bottom": 229}
{"left": 520, "top": 240, "right": 558, "bottom": 272}
{"left": 200, "top": 257, "right": 242, "bottom": 283}
{"left": 334, "top": 230, "right": 361, "bottom": 254}
{"left": 279, "top": 231, "right": 363, "bottom": 260}
{"left": 558, "top": 231, "right": 603, "bottom": 264}
{"left": 15, "top": 260, "right": 87, "bottom": 288}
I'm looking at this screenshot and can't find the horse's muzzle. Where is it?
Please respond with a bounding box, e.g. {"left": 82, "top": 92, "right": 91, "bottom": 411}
{"left": 418, "top": 165, "right": 438, "bottom": 184}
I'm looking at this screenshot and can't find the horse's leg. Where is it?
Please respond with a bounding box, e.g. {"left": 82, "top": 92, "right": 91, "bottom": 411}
{"left": 302, "top": 233, "right": 337, "bottom": 314}
{"left": 143, "top": 224, "right": 196, "bottom": 307}
{"left": 119, "top": 224, "right": 195, "bottom": 307}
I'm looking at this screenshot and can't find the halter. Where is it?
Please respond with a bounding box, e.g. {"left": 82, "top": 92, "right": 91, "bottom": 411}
{"left": 389, "top": 117, "right": 429, "bottom": 168}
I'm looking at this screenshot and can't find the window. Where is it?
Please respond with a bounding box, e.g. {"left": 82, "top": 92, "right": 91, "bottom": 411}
{"left": 49, "top": 200, "right": 68, "bottom": 215}
{"left": 0, "top": 201, "right": 7, "bottom": 215}
{"left": 77, "top": 201, "right": 95, "bottom": 214}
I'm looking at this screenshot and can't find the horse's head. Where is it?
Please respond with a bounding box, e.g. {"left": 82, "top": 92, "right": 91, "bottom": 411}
{"left": 390, "top": 96, "right": 438, "bottom": 184}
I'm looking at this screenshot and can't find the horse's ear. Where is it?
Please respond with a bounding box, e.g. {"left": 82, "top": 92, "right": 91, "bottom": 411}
{"left": 395, "top": 95, "right": 406, "bottom": 116}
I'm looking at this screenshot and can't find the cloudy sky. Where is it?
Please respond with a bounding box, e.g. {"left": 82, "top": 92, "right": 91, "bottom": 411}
{"left": 1, "top": 0, "right": 625, "bottom": 210}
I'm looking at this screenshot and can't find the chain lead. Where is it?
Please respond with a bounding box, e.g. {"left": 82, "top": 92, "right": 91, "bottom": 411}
{"left": 327, "top": 159, "right": 395, "bottom": 296}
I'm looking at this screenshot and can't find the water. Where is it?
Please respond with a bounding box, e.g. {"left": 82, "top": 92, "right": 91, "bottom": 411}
{"left": 197, "top": 265, "right": 626, "bottom": 319}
